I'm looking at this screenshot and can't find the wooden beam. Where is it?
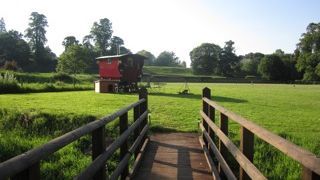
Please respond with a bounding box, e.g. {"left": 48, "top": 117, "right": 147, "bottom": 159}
{"left": 92, "top": 126, "right": 106, "bottom": 180}
{"left": 199, "top": 136, "right": 221, "bottom": 180}
{"left": 119, "top": 112, "right": 129, "bottom": 180}
{"left": 12, "top": 162, "right": 40, "bottom": 180}
{"left": 200, "top": 111, "right": 266, "bottom": 180}
{"left": 200, "top": 124, "right": 237, "bottom": 180}
{"left": 202, "top": 87, "right": 211, "bottom": 146}
{"left": 202, "top": 97, "right": 320, "bottom": 175}
{"left": 133, "top": 105, "right": 140, "bottom": 159}
{"left": 0, "top": 99, "right": 146, "bottom": 179}
{"left": 219, "top": 113, "right": 228, "bottom": 178}
{"left": 302, "top": 166, "right": 320, "bottom": 180}
{"left": 128, "top": 137, "right": 149, "bottom": 179}
{"left": 240, "top": 127, "right": 254, "bottom": 180}
{"left": 76, "top": 111, "right": 148, "bottom": 180}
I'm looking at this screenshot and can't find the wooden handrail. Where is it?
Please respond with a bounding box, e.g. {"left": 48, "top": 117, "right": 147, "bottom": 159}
{"left": 203, "top": 97, "right": 320, "bottom": 175}
{"left": 110, "top": 124, "right": 149, "bottom": 180}
{"left": 200, "top": 111, "right": 266, "bottom": 180}
{"left": 76, "top": 111, "right": 148, "bottom": 179}
{"left": 200, "top": 87, "right": 320, "bottom": 179}
{"left": 0, "top": 88, "right": 149, "bottom": 180}
{"left": 200, "top": 123, "right": 237, "bottom": 180}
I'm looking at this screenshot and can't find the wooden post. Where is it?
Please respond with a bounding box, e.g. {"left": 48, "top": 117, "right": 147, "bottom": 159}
{"left": 133, "top": 104, "right": 140, "bottom": 159}
{"left": 219, "top": 113, "right": 228, "bottom": 178}
{"left": 12, "top": 162, "right": 40, "bottom": 180}
{"left": 240, "top": 127, "right": 254, "bottom": 180}
{"left": 139, "top": 88, "right": 148, "bottom": 136}
{"left": 120, "top": 112, "right": 129, "bottom": 180}
{"left": 302, "top": 166, "right": 320, "bottom": 180}
{"left": 202, "top": 87, "right": 210, "bottom": 147}
{"left": 92, "top": 126, "right": 106, "bottom": 180}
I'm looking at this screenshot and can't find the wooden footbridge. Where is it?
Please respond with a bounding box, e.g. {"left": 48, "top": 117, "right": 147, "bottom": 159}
{"left": 0, "top": 88, "right": 320, "bottom": 180}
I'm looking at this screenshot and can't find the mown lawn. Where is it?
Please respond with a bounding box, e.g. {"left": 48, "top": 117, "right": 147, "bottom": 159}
{"left": 0, "top": 83, "right": 319, "bottom": 179}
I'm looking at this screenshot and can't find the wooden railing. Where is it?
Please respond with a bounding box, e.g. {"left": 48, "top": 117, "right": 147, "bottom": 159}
{"left": 0, "top": 88, "right": 149, "bottom": 180}
{"left": 199, "top": 87, "right": 320, "bottom": 180}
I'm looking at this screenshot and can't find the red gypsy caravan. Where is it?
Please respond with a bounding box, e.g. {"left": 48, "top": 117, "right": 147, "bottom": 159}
{"left": 94, "top": 53, "right": 145, "bottom": 93}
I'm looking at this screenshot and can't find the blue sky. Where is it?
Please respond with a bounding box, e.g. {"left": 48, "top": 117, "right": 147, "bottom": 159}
{"left": 0, "top": 0, "right": 319, "bottom": 66}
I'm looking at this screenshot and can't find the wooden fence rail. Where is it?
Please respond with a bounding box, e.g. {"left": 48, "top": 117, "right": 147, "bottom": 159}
{"left": 0, "top": 88, "right": 149, "bottom": 180}
{"left": 200, "top": 87, "right": 320, "bottom": 180}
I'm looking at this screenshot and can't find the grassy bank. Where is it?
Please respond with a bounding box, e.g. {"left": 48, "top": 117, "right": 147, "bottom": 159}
{"left": 0, "top": 83, "right": 319, "bottom": 179}
{"left": 0, "top": 71, "right": 96, "bottom": 93}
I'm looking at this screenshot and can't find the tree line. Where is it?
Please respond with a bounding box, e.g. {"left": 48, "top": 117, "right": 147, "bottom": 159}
{"left": 0, "top": 12, "right": 132, "bottom": 74}
{"left": 189, "top": 23, "right": 320, "bottom": 81}
{"left": 136, "top": 50, "right": 186, "bottom": 67}
{"left": 0, "top": 13, "right": 319, "bottom": 81}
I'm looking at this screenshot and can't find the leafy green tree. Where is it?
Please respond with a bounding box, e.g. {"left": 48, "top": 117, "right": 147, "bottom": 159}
{"left": 81, "top": 35, "right": 100, "bottom": 73}
{"left": 90, "top": 18, "right": 113, "bottom": 55}
{"left": 136, "top": 50, "right": 156, "bottom": 65}
{"left": 274, "top": 49, "right": 285, "bottom": 56}
{"left": 82, "top": 35, "right": 94, "bottom": 49}
{"left": 296, "top": 22, "right": 320, "bottom": 80}
{"left": 181, "top": 61, "right": 187, "bottom": 68}
{"left": 154, "top": 51, "right": 180, "bottom": 66}
{"left": 219, "top": 40, "right": 240, "bottom": 76}
{"left": 258, "top": 54, "right": 286, "bottom": 80}
{"left": 0, "top": 30, "right": 31, "bottom": 69}
{"left": 190, "top": 43, "right": 221, "bottom": 75}
{"left": 57, "top": 45, "right": 90, "bottom": 86}
{"left": 25, "top": 12, "right": 56, "bottom": 71}
{"left": 25, "top": 12, "right": 48, "bottom": 53}
{"left": 274, "top": 49, "right": 300, "bottom": 80}
{"left": 0, "top": 17, "right": 6, "bottom": 32}
{"left": 109, "top": 36, "right": 124, "bottom": 55}
{"left": 240, "top": 53, "right": 265, "bottom": 75}
{"left": 62, "top": 36, "right": 79, "bottom": 50}
{"left": 119, "top": 46, "right": 131, "bottom": 54}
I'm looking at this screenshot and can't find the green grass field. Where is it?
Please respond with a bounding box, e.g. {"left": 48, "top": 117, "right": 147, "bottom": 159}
{"left": 0, "top": 83, "right": 319, "bottom": 179}
{"left": 143, "top": 66, "right": 225, "bottom": 78}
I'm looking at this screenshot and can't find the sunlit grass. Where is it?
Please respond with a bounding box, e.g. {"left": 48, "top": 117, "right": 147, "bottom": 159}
{"left": 0, "top": 83, "right": 319, "bottom": 179}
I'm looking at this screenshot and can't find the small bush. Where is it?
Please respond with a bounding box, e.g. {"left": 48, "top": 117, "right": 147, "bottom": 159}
{"left": 52, "top": 73, "right": 74, "bottom": 83}
{"left": 245, "top": 75, "right": 258, "bottom": 79}
{"left": 0, "top": 71, "right": 20, "bottom": 93}
{"left": 43, "top": 83, "right": 56, "bottom": 91}
{"left": 3, "top": 61, "right": 19, "bottom": 71}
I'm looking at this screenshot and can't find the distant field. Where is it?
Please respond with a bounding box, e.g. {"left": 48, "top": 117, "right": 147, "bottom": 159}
{"left": 143, "top": 66, "right": 224, "bottom": 78}
{"left": 0, "top": 83, "right": 319, "bottom": 179}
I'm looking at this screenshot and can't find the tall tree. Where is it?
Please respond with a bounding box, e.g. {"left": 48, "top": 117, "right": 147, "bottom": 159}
{"left": 296, "top": 22, "right": 320, "bottom": 80}
{"left": 181, "top": 61, "right": 187, "bottom": 68}
{"left": 109, "top": 36, "right": 124, "bottom": 55}
{"left": 219, "top": 40, "right": 240, "bottom": 76}
{"left": 190, "top": 43, "right": 221, "bottom": 75}
{"left": 258, "top": 54, "right": 286, "bottom": 80}
{"left": 25, "top": 12, "right": 48, "bottom": 52}
{"left": 25, "top": 12, "right": 55, "bottom": 71}
{"left": 0, "top": 30, "right": 31, "bottom": 69}
{"left": 136, "top": 50, "right": 156, "bottom": 65}
{"left": 82, "top": 35, "right": 94, "bottom": 49}
{"left": 62, "top": 36, "right": 79, "bottom": 50}
{"left": 90, "top": 18, "right": 113, "bottom": 55}
{"left": 273, "top": 49, "right": 300, "bottom": 80}
{"left": 240, "top": 52, "right": 265, "bottom": 76}
{"left": 57, "top": 45, "right": 90, "bottom": 86}
{"left": 0, "top": 17, "right": 6, "bottom": 32}
{"left": 154, "top": 51, "right": 180, "bottom": 66}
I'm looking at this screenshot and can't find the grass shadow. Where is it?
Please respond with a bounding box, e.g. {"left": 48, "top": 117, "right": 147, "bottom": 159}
{"left": 149, "top": 92, "right": 247, "bottom": 103}
{"left": 149, "top": 125, "right": 180, "bottom": 133}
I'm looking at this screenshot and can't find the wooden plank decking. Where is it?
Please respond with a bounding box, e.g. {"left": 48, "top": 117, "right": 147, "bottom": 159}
{"left": 132, "top": 133, "right": 212, "bottom": 180}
